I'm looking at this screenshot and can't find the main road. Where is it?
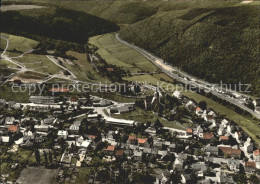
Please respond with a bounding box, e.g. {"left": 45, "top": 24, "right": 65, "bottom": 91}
{"left": 115, "top": 33, "right": 260, "bottom": 120}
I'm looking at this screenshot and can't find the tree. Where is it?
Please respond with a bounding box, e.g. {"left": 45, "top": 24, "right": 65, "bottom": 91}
{"left": 49, "top": 151, "right": 53, "bottom": 164}
{"left": 35, "top": 149, "right": 41, "bottom": 165}
{"left": 198, "top": 101, "right": 207, "bottom": 110}
{"left": 44, "top": 151, "right": 48, "bottom": 167}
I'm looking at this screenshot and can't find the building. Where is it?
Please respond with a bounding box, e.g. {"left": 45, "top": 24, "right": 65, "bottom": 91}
{"left": 137, "top": 138, "right": 150, "bottom": 147}
{"left": 29, "top": 96, "right": 55, "bottom": 104}
{"left": 103, "top": 145, "right": 115, "bottom": 155}
{"left": 58, "top": 130, "right": 68, "bottom": 140}
{"left": 105, "top": 117, "right": 135, "bottom": 127}
{"left": 8, "top": 125, "right": 19, "bottom": 134}
{"left": 69, "top": 124, "right": 80, "bottom": 134}
{"left": 34, "top": 125, "right": 50, "bottom": 132}
{"left": 173, "top": 91, "right": 182, "bottom": 99}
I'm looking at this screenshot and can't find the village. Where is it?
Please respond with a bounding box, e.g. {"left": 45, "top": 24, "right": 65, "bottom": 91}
{"left": 0, "top": 82, "right": 260, "bottom": 184}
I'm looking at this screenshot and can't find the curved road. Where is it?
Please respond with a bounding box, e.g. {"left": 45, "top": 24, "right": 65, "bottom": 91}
{"left": 115, "top": 33, "right": 260, "bottom": 120}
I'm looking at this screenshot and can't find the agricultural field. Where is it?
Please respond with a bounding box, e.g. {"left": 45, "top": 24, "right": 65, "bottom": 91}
{"left": 89, "top": 33, "right": 159, "bottom": 73}
{"left": 1, "top": 33, "right": 38, "bottom": 55}
{"left": 15, "top": 54, "right": 61, "bottom": 75}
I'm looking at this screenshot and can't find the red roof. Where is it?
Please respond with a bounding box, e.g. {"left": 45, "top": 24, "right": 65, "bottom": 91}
{"left": 219, "top": 147, "right": 241, "bottom": 156}
{"left": 253, "top": 149, "right": 260, "bottom": 156}
{"left": 245, "top": 161, "right": 256, "bottom": 168}
{"left": 107, "top": 68, "right": 114, "bottom": 72}
{"left": 8, "top": 125, "right": 18, "bottom": 132}
{"left": 220, "top": 136, "right": 229, "bottom": 141}
{"left": 103, "top": 145, "right": 115, "bottom": 151}
{"left": 203, "top": 133, "right": 214, "bottom": 140}
{"left": 206, "top": 115, "right": 214, "bottom": 120}
{"left": 186, "top": 128, "right": 193, "bottom": 133}
{"left": 49, "top": 88, "right": 69, "bottom": 93}
{"left": 115, "top": 150, "right": 124, "bottom": 156}
{"left": 196, "top": 107, "right": 202, "bottom": 112}
{"left": 137, "top": 138, "right": 147, "bottom": 144}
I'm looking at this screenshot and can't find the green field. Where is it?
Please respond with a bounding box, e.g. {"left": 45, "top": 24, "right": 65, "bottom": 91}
{"left": 65, "top": 51, "right": 109, "bottom": 82}
{"left": 1, "top": 33, "right": 38, "bottom": 54}
{"left": 0, "top": 59, "right": 19, "bottom": 68}
{"left": 112, "top": 107, "right": 186, "bottom": 130}
{"left": 16, "top": 54, "right": 61, "bottom": 75}
{"left": 89, "top": 33, "right": 159, "bottom": 73}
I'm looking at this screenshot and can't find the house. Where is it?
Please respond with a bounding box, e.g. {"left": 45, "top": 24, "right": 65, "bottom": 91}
{"left": 115, "top": 150, "right": 124, "bottom": 159}
{"left": 29, "top": 96, "right": 55, "bottom": 104}
{"left": 5, "top": 117, "right": 15, "bottom": 125}
{"left": 186, "top": 128, "right": 193, "bottom": 135}
{"left": 200, "top": 133, "right": 214, "bottom": 140}
{"left": 253, "top": 98, "right": 260, "bottom": 107}
{"left": 23, "top": 130, "right": 35, "bottom": 141}
{"left": 103, "top": 145, "right": 115, "bottom": 155}
{"left": 255, "top": 155, "right": 260, "bottom": 169}
{"left": 69, "top": 124, "right": 80, "bottom": 134}
{"left": 245, "top": 161, "right": 256, "bottom": 173}
{"left": 219, "top": 136, "right": 229, "bottom": 143}
{"left": 253, "top": 149, "right": 260, "bottom": 159}
{"left": 168, "top": 144, "right": 176, "bottom": 152}
{"left": 145, "top": 127, "right": 156, "bottom": 135}
{"left": 173, "top": 90, "right": 182, "bottom": 99}
{"left": 205, "top": 146, "right": 218, "bottom": 156}
{"left": 127, "top": 135, "right": 137, "bottom": 144}
{"left": 109, "top": 104, "right": 134, "bottom": 114}
{"left": 244, "top": 138, "right": 253, "bottom": 154}
{"left": 0, "top": 99, "right": 6, "bottom": 107}
{"left": 105, "top": 117, "right": 135, "bottom": 126}
{"left": 219, "top": 147, "right": 241, "bottom": 159}
{"left": 8, "top": 125, "right": 19, "bottom": 134}
{"left": 1, "top": 136, "right": 10, "bottom": 143}
{"left": 227, "top": 159, "right": 240, "bottom": 172}
{"left": 70, "top": 96, "right": 79, "bottom": 105}
{"left": 196, "top": 107, "right": 203, "bottom": 116}
{"left": 133, "top": 150, "right": 143, "bottom": 162}
{"left": 58, "top": 130, "right": 68, "bottom": 140}
{"left": 153, "top": 140, "right": 163, "bottom": 150}
{"left": 34, "top": 125, "right": 50, "bottom": 132}
{"left": 137, "top": 138, "right": 150, "bottom": 147}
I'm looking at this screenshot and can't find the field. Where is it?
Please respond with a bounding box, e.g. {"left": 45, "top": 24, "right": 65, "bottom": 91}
{"left": 112, "top": 107, "right": 187, "bottom": 130}
{"left": 1, "top": 33, "right": 38, "bottom": 55}
{"left": 65, "top": 51, "right": 108, "bottom": 82}
{"left": 0, "top": 83, "right": 30, "bottom": 102}
{"left": 15, "top": 54, "right": 61, "bottom": 75}
{"left": 89, "top": 33, "right": 159, "bottom": 73}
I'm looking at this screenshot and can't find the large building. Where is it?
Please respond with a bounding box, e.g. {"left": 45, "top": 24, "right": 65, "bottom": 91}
{"left": 29, "top": 96, "right": 55, "bottom": 104}
{"left": 105, "top": 117, "right": 135, "bottom": 126}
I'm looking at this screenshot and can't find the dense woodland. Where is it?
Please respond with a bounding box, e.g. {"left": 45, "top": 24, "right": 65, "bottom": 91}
{"left": 0, "top": 6, "right": 119, "bottom": 44}
{"left": 120, "top": 5, "right": 260, "bottom": 96}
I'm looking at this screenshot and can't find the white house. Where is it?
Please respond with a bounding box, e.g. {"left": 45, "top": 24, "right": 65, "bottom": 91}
{"left": 173, "top": 91, "right": 182, "bottom": 99}
{"left": 58, "top": 130, "right": 68, "bottom": 140}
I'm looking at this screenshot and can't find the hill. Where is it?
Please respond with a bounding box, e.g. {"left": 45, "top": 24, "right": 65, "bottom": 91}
{"left": 120, "top": 5, "right": 260, "bottom": 97}
{"left": 1, "top": 5, "right": 119, "bottom": 44}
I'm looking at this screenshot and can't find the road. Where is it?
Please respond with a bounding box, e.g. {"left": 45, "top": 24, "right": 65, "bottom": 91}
{"left": 46, "top": 55, "right": 77, "bottom": 79}
{"left": 115, "top": 33, "right": 260, "bottom": 120}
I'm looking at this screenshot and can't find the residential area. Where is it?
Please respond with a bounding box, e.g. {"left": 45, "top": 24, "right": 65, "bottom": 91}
{"left": 0, "top": 83, "right": 260, "bottom": 183}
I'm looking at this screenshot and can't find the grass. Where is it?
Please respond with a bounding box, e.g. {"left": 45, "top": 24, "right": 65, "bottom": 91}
{"left": 76, "top": 167, "right": 93, "bottom": 184}
{"left": 112, "top": 107, "right": 186, "bottom": 130}
{"left": 16, "top": 54, "right": 61, "bottom": 75}
{"left": 0, "top": 59, "right": 19, "bottom": 68}
{"left": 0, "top": 84, "right": 30, "bottom": 102}
{"left": 1, "top": 33, "right": 38, "bottom": 54}
{"left": 89, "top": 33, "right": 159, "bottom": 73}
{"left": 183, "top": 91, "right": 260, "bottom": 147}
{"left": 91, "top": 92, "right": 136, "bottom": 103}
{"left": 65, "top": 50, "right": 108, "bottom": 82}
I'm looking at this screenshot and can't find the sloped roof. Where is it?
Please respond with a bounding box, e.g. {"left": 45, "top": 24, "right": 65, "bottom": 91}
{"left": 8, "top": 125, "right": 18, "bottom": 132}
{"left": 103, "top": 145, "right": 115, "bottom": 151}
